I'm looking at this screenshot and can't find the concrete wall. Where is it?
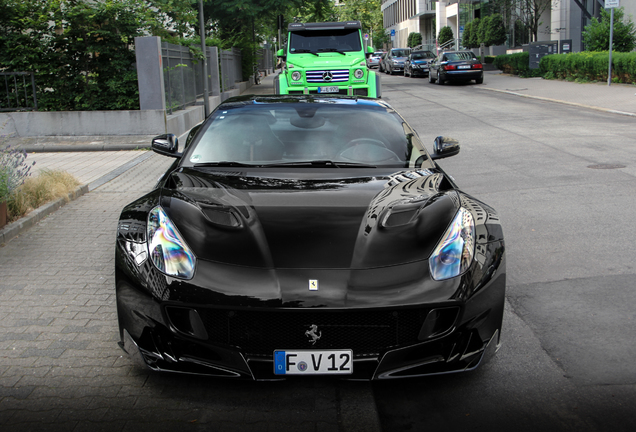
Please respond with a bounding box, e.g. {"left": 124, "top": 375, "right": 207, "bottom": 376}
{"left": 0, "top": 81, "right": 252, "bottom": 141}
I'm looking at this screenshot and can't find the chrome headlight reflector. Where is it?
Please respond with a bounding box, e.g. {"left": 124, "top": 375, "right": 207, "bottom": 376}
{"left": 291, "top": 71, "right": 302, "bottom": 81}
{"left": 147, "top": 206, "right": 196, "bottom": 279}
{"left": 354, "top": 68, "right": 364, "bottom": 79}
{"left": 429, "top": 207, "right": 475, "bottom": 281}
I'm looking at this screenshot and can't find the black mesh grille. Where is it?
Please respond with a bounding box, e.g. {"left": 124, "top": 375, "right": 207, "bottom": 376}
{"left": 194, "top": 308, "right": 429, "bottom": 358}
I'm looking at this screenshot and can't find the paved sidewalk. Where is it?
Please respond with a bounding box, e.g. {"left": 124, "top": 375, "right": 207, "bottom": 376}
{"left": 478, "top": 70, "right": 636, "bottom": 116}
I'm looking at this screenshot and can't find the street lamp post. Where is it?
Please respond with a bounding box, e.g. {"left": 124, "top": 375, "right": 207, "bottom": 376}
{"left": 198, "top": 0, "right": 210, "bottom": 117}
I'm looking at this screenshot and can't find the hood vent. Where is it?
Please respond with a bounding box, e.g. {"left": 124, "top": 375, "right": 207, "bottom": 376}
{"left": 200, "top": 204, "right": 242, "bottom": 228}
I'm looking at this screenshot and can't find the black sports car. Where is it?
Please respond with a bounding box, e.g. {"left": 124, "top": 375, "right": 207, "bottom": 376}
{"left": 115, "top": 95, "right": 505, "bottom": 380}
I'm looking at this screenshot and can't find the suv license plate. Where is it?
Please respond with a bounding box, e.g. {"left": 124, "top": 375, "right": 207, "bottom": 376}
{"left": 317, "top": 86, "right": 339, "bottom": 93}
{"left": 274, "top": 350, "right": 353, "bottom": 375}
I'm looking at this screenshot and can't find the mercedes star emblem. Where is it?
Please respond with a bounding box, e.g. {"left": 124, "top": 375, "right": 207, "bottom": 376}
{"left": 322, "top": 71, "right": 333, "bottom": 82}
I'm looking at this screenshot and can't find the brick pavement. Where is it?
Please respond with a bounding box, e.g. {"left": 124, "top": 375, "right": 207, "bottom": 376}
{"left": 0, "top": 153, "right": 377, "bottom": 431}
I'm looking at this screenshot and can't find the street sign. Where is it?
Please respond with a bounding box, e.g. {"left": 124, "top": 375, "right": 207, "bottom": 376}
{"left": 364, "top": 33, "right": 369, "bottom": 40}
{"left": 390, "top": 29, "right": 395, "bottom": 37}
{"left": 605, "top": 0, "right": 619, "bottom": 8}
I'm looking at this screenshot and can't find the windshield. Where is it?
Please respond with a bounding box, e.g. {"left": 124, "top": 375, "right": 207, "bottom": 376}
{"left": 184, "top": 102, "right": 427, "bottom": 168}
{"left": 411, "top": 51, "right": 434, "bottom": 60}
{"left": 391, "top": 49, "right": 410, "bottom": 57}
{"left": 289, "top": 29, "right": 362, "bottom": 53}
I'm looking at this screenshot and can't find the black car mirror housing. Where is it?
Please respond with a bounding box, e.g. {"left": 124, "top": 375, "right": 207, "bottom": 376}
{"left": 152, "top": 133, "right": 182, "bottom": 158}
{"left": 431, "top": 136, "right": 460, "bottom": 160}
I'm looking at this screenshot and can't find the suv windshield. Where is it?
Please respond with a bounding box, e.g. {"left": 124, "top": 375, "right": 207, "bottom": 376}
{"left": 289, "top": 29, "right": 362, "bottom": 53}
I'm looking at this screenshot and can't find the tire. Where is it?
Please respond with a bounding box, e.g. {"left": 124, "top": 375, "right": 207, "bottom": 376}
{"left": 437, "top": 74, "right": 444, "bottom": 85}
{"left": 475, "top": 76, "right": 484, "bottom": 84}
{"left": 428, "top": 71, "right": 436, "bottom": 84}
{"left": 404, "top": 67, "right": 409, "bottom": 77}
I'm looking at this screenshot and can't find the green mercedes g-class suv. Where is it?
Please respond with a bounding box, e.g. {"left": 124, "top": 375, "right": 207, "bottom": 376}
{"left": 275, "top": 21, "right": 381, "bottom": 97}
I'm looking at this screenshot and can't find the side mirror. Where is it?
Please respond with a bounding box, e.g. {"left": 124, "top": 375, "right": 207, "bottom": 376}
{"left": 431, "top": 136, "right": 460, "bottom": 160}
{"left": 151, "top": 133, "right": 181, "bottom": 158}
{"left": 367, "top": 46, "right": 374, "bottom": 53}
{"left": 277, "top": 48, "right": 285, "bottom": 57}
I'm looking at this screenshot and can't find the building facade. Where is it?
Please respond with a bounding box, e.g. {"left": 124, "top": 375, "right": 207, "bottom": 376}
{"left": 381, "top": 0, "right": 636, "bottom": 53}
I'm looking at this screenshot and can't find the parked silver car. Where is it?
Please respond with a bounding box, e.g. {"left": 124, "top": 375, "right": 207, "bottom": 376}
{"left": 366, "top": 51, "right": 385, "bottom": 68}
{"left": 382, "top": 48, "right": 411, "bottom": 75}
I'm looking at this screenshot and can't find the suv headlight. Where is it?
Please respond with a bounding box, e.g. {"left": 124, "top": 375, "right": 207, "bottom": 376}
{"left": 291, "top": 71, "right": 302, "bottom": 81}
{"left": 147, "top": 206, "right": 196, "bottom": 279}
{"left": 354, "top": 69, "right": 364, "bottom": 79}
{"left": 429, "top": 207, "right": 475, "bottom": 281}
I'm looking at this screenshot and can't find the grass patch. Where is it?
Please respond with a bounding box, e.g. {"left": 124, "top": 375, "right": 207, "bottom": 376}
{"left": 7, "top": 169, "right": 80, "bottom": 222}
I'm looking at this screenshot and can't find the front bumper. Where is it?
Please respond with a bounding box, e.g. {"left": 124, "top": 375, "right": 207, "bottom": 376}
{"left": 116, "top": 255, "right": 505, "bottom": 380}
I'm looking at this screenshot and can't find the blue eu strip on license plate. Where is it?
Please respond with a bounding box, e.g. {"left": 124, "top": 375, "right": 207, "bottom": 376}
{"left": 274, "top": 350, "right": 353, "bottom": 375}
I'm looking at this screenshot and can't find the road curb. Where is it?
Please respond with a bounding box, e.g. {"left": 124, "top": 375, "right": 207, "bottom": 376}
{"left": 475, "top": 86, "right": 636, "bottom": 118}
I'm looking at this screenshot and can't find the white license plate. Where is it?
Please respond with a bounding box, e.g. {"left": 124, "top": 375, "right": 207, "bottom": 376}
{"left": 317, "top": 86, "right": 339, "bottom": 93}
{"left": 274, "top": 350, "right": 353, "bottom": 375}
{"left": 458, "top": 65, "right": 471, "bottom": 69}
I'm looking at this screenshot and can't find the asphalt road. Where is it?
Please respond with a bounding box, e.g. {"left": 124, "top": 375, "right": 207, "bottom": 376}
{"left": 374, "top": 73, "right": 636, "bottom": 431}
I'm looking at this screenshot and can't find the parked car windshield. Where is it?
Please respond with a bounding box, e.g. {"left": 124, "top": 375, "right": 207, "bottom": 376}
{"left": 185, "top": 101, "right": 426, "bottom": 168}
{"left": 289, "top": 29, "right": 362, "bottom": 53}
{"left": 412, "top": 51, "right": 434, "bottom": 60}
{"left": 444, "top": 52, "right": 476, "bottom": 61}
{"left": 391, "top": 49, "right": 410, "bottom": 57}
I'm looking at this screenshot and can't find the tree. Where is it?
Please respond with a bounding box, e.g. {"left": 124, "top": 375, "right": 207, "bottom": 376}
{"left": 518, "top": 0, "right": 552, "bottom": 42}
{"left": 438, "top": 26, "right": 454, "bottom": 47}
{"left": 583, "top": 7, "right": 636, "bottom": 52}
{"left": 407, "top": 32, "right": 422, "bottom": 48}
{"left": 484, "top": 13, "right": 507, "bottom": 47}
{"left": 462, "top": 21, "right": 474, "bottom": 48}
{"left": 467, "top": 17, "right": 481, "bottom": 48}
{"left": 336, "top": 0, "right": 385, "bottom": 49}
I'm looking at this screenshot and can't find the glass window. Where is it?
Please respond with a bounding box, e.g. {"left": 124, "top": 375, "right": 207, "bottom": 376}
{"left": 289, "top": 29, "right": 362, "bottom": 53}
{"left": 184, "top": 102, "right": 428, "bottom": 168}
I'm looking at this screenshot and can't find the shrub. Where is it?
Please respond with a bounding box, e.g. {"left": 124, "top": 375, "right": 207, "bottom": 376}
{"left": 494, "top": 52, "right": 542, "bottom": 77}
{"left": 438, "top": 26, "right": 454, "bottom": 47}
{"left": 7, "top": 170, "right": 80, "bottom": 221}
{"left": 408, "top": 32, "right": 423, "bottom": 48}
{"left": 0, "top": 146, "right": 34, "bottom": 202}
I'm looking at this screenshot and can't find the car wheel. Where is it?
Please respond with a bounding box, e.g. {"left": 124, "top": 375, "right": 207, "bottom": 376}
{"left": 437, "top": 74, "right": 444, "bottom": 85}
{"left": 428, "top": 72, "right": 436, "bottom": 84}
{"left": 475, "top": 76, "right": 484, "bottom": 84}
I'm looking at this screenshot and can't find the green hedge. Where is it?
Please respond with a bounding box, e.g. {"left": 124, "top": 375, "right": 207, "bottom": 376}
{"left": 494, "top": 51, "right": 636, "bottom": 83}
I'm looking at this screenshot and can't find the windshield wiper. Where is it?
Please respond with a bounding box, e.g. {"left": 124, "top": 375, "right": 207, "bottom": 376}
{"left": 317, "top": 48, "right": 347, "bottom": 55}
{"left": 293, "top": 49, "right": 320, "bottom": 56}
{"left": 261, "top": 160, "right": 376, "bottom": 168}
{"left": 193, "top": 161, "right": 260, "bottom": 168}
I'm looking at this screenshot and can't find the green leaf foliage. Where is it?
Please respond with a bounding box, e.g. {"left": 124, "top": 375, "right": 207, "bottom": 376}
{"left": 583, "top": 7, "right": 636, "bottom": 53}
{"left": 407, "top": 32, "right": 422, "bottom": 48}
{"left": 438, "top": 26, "right": 454, "bottom": 47}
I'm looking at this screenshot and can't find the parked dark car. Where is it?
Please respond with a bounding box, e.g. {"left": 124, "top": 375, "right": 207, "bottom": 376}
{"left": 382, "top": 48, "right": 411, "bottom": 75}
{"left": 404, "top": 50, "right": 436, "bottom": 77}
{"left": 115, "top": 94, "right": 505, "bottom": 380}
{"left": 378, "top": 51, "right": 388, "bottom": 73}
{"left": 428, "top": 50, "right": 483, "bottom": 85}
{"left": 367, "top": 51, "right": 385, "bottom": 68}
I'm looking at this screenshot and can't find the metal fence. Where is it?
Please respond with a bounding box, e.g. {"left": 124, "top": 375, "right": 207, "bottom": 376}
{"left": 1, "top": 72, "right": 37, "bottom": 112}
{"left": 220, "top": 48, "right": 242, "bottom": 92}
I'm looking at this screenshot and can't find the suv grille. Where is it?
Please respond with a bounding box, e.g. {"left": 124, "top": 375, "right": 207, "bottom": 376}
{"left": 306, "top": 69, "right": 349, "bottom": 83}
{"left": 194, "top": 308, "right": 429, "bottom": 358}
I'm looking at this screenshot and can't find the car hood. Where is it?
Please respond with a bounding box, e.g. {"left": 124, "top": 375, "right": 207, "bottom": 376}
{"left": 412, "top": 60, "right": 429, "bottom": 65}
{"left": 161, "top": 167, "right": 459, "bottom": 270}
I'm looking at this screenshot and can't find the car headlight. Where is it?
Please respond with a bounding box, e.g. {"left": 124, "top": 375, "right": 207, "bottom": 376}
{"left": 147, "top": 206, "right": 196, "bottom": 279}
{"left": 429, "top": 207, "right": 475, "bottom": 281}
{"left": 354, "top": 69, "right": 364, "bottom": 79}
{"left": 291, "top": 71, "right": 302, "bottom": 81}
